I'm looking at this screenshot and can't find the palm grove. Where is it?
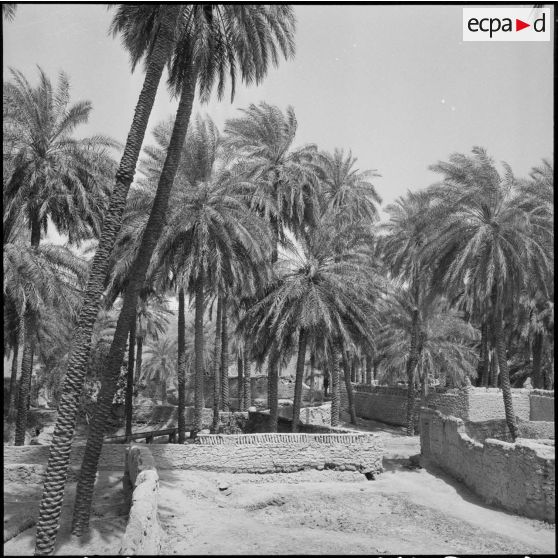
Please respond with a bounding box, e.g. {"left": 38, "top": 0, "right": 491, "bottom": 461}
{"left": 2, "top": 4, "right": 553, "bottom": 556}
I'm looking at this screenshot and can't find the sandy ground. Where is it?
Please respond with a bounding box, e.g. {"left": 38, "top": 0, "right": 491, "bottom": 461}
{"left": 3, "top": 471, "right": 127, "bottom": 556}
{"left": 158, "top": 419, "right": 555, "bottom": 556}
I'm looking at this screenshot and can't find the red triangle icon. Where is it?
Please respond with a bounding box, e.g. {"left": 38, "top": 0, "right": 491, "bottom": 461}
{"left": 516, "top": 19, "right": 530, "bottom": 31}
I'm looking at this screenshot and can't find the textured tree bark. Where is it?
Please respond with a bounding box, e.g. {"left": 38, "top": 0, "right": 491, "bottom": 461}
{"left": 531, "top": 331, "right": 544, "bottom": 389}
{"left": 14, "top": 321, "right": 34, "bottom": 446}
{"left": 237, "top": 351, "right": 245, "bottom": 411}
{"left": 220, "top": 299, "right": 229, "bottom": 411}
{"left": 405, "top": 315, "right": 420, "bottom": 435}
{"left": 70, "top": 65, "right": 196, "bottom": 538}
{"left": 477, "top": 322, "right": 489, "bottom": 387}
{"left": 343, "top": 352, "right": 357, "bottom": 425}
{"left": 7, "top": 335, "right": 20, "bottom": 422}
{"left": 177, "top": 288, "right": 187, "bottom": 442}
{"left": 135, "top": 337, "right": 143, "bottom": 383}
{"left": 211, "top": 295, "right": 222, "bottom": 432}
{"left": 243, "top": 350, "right": 252, "bottom": 411}
{"left": 330, "top": 345, "right": 341, "bottom": 427}
{"left": 193, "top": 273, "right": 205, "bottom": 433}
{"left": 291, "top": 329, "right": 308, "bottom": 432}
{"left": 124, "top": 315, "right": 136, "bottom": 442}
{"left": 365, "top": 355, "right": 372, "bottom": 385}
{"left": 493, "top": 311, "right": 518, "bottom": 440}
{"left": 34, "top": 8, "right": 180, "bottom": 554}
{"left": 267, "top": 357, "right": 279, "bottom": 432}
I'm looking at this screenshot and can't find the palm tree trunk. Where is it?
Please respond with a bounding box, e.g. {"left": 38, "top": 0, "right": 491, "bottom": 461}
{"left": 237, "top": 351, "right": 244, "bottom": 411}
{"left": 30, "top": 216, "right": 41, "bottom": 247}
{"left": 477, "top": 321, "right": 489, "bottom": 387}
{"left": 193, "top": 271, "right": 205, "bottom": 433}
{"left": 177, "top": 287, "right": 187, "bottom": 442}
{"left": 211, "top": 294, "right": 222, "bottom": 432}
{"left": 135, "top": 337, "right": 143, "bottom": 383}
{"left": 268, "top": 356, "right": 279, "bottom": 432}
{"left": 7, "top": 330, "right": 21, "bottom": 422}
{"left": 124, "top": 315, "right": 136, "bottom": 443}
{"left": 243, "top": 350, "right": 252, "bottom": 411}
{"left": 531, "top": 331, "right": 544, "bottom": 389}
{"left": 493, "top": 310, "right": 518, "bottom": 441}
{"left": 34, "top": 9, "right": 181, "bottom": 553}
{"left": 14, "top": 321, "right": 34, "bottom": 446}
{"left": 350, "top": 359, "right": 356, "bottom": 383}
{"left": 70, "top": 65, "right": 197, "bottom": 537}
{"left": 406, "top": 315, "right": 420, "bottom": 436}
{"left": 220, "top": 299, "right": 229, "bottom": 411}
{"left": 291, "top": 329, "right": 308, "bottom": 433}
{"left": 365, "top": 355, "right": 372, "bottom": 385}
{"left": 161, "top": 378, "right": 167, "bottom": 405}
{"left": 342, "top": 352, "right": 357, "bottom": 425}
{"left": 489, "top": 348, "right": 498, "bottom": 387}
{"left": 330, "top": 344, "right": 341, "bottom": 427}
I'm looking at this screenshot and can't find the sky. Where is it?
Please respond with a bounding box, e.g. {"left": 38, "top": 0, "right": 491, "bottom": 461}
{"left": 3, "top": 3, "right": 554, "bottom": 213}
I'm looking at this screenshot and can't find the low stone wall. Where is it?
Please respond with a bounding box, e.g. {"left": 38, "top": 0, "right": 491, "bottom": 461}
{"left": 146, "top": 432, "right": 383, "bottom": 475}
{"left": 342, "top": 384, "right": 534, "bottom": 429}
{"left": 4, "top": 444, "right": 127, "bottom": 483}
{"left": 420, "top": 408, "right": 555, "bottom": 523}
{"left": 120, "top": 446, "right": 161, "bottom": 555}
{"left": 530, "top": 390, "right": 555, "bottom": 422}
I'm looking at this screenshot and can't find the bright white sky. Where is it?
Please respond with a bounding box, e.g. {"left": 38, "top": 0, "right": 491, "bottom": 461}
{"left": 3, "top": 2, "right": 554, "bottom": 226}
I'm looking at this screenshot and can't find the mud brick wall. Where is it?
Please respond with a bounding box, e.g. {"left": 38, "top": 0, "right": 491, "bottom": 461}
{"left": 529, "top": 390, "right": 555, "bottom": 422}
{"left": 147, "top": 432, "right": 383, "bottom": 475}
{"left": 120, "top": 446, "right": 161, "bottom": 555}
{"left": 420, "top": 409, "right": 555, "bottom": 523}
{"left": 342, "top": 385, "right": 533, "bottom": 428}
{"left": 278, "top": 402, "right": 331, "bottom": 426}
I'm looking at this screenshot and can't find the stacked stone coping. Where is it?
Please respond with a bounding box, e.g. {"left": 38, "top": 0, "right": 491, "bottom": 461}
{"left": 420, "top": 408, "right": 555, "bottom": 523}
{"left": 120, "top": 445, "right": 161, "bottom": 555}
{"left": 146, "top": 431, "right": 383, "bottom": 475}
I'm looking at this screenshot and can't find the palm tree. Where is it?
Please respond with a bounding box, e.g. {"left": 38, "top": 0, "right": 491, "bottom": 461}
{"left": 242, "top": 219, "right": 377, "bottom": 432}
{"left": 71, "top": 8, "right": 296, "bottom": 538}
{"left": 141, "top": 337, "right": 178, "bottom": 405}
{"left": 376, "top": 289, "right": 479, "bottom": 398}
{"left": 2, "top": 3, "right": 17, "bottom": 21}
{"left": 34, "top": 6, "right": 182, "bottom": 553}
{"left": 426, "top": 147, "right": 553, "bottom": 440}
{"left": 3, "top": 67, "right": 116, "bottom": 248}
{"left": 4, "top": 242, "right": 87, "bottom": 444}
{"left": 380, "top": 190, "right": 435, "bottom": 435}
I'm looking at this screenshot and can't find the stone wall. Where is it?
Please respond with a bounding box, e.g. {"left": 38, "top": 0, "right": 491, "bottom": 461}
{"left": 342, "top": 384, "right": 536, "bottom": 429}
{"left": 146, "top": 432, "right": 383, "bottom": 475}
{"left": 278, "top": 402, "right": 331, "bottom": 426}
{"left": 530, "top": 390, "right": 555, "bottom": 422}
{"left": 120, "top": 446, "right": 161, "bottom": 555}
{"left": 420, "top": 408, "right": 555, "bottom": 523}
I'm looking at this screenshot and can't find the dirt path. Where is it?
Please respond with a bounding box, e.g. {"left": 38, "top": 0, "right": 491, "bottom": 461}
{"left": 159, "top": 420, "right": 555, "bottom": 555}
{"left": 3, "top": 471, "right": 127, "bottom": 556}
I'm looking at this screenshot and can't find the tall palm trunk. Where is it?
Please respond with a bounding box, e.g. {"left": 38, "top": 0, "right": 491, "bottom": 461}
{"left": 211, "top": 295, "right": 223, "bottom": 432}
{"left": 177, "top": 288, "right": 187, "bottom": 442}
{"left": 406, "top": 275, "right": 421, "bottom": 436}
{"left": 237, "top": 351, "right": 244, "bottom": 411}
{"left": 489, "top": 349, "right": 498, "bottom": 387}
{"left": 243, "top": 349, "right": 252, "bottom": 411}
{"left": 342, "top": 352, "right": 357, "bottom": 425}
{"left": 493, "top": 307, "right": 518, "bottom": 440}
{"left": 330, "top": 344, "right": 341, "bottom": 427}
{"left": 124, "top": 315, "right": 136, "bottom": 442}
{"left": 220, "top": 299, "right": 229, "bottom": 411}
{"left": 291, "top": 329, "right": 308, "bottom": 433}
{"left": 193, "top": 271, "right": 205, "bottom": 433}
{"left": 135, "top": 336, "right": 143, "bottom": 383}
{"left": 14, "top": 318, "right": 34, "bottom": 445}
{"left": 7, "top": 322, "right": 22, "bottom": 422}
{"left": 35, "top": 9, "right": 180, "bottom": 553}
{"left": 268, "top": 356, "right": 279, "bottom": 432}
{"left": 477, "top": 321, "right": 489, "bottom": 387}
{"left": 365, "top": 355, "right": 372, "bottom": 385}
{"left": 71, "top": 68, "right": 197, "bottom": 537}
{"left": 531, "top": 331, "right": 544, "bottom": 389}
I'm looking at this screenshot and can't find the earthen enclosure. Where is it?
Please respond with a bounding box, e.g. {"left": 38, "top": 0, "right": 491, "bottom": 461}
{"left": 420, "top": 408, "right": 555, "bottom": 523}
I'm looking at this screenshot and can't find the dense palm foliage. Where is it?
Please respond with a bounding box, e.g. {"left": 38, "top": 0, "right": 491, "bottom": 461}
{"left": 2, "top": 7, "right": 553, "bottom": 556}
